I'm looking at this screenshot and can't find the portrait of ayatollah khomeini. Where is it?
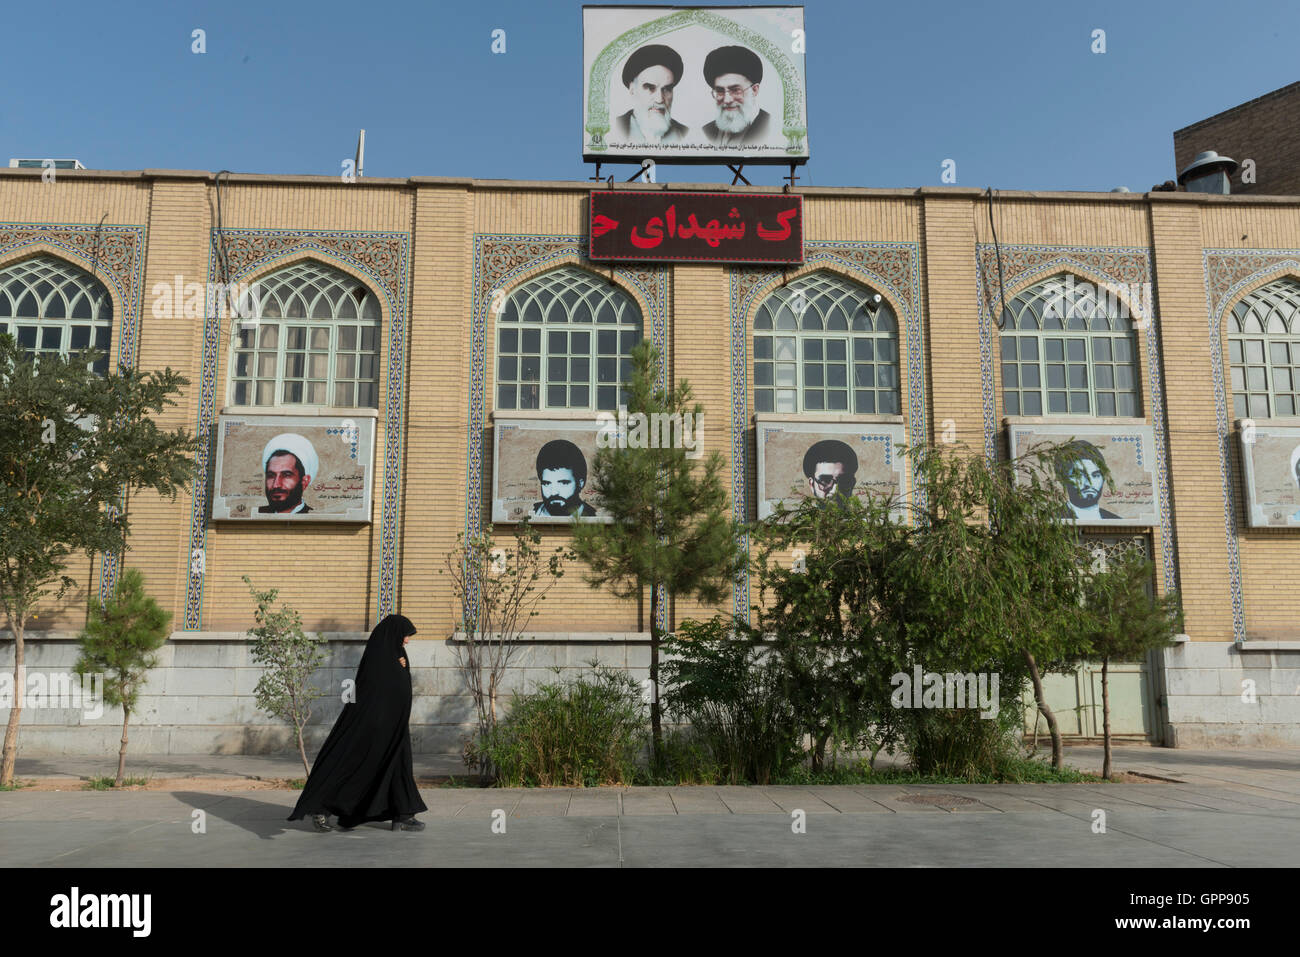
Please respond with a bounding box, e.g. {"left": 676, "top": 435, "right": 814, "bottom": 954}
{"left": 612, "top": 43, "right": 690, "bottom": 145}
{"left": 701, "top": 45, "right": 772, "bottom": 147}
{"left": 258, "top": 432, "right": 317, "bottom": 515}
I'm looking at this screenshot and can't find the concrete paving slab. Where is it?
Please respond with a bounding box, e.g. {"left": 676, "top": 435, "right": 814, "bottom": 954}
{"left": 761, "top": 786, "right": 852, "bottom": 814}
{"left": 855, "top": 789, "right": 945, "bottom": 813}
{"left": 666, "top": 788, "right": 729, "bottom": 814}
{"left": 564, "top": 790, "right": 620, "bottom": 817}
{"left": 713, "top": 786, "right": 783, "bottom": 814}
{"left": 511, "top": 791, "right": 574, "bottom": 817}
{"left": 1069, "top": 784, "right": 1230, "bottom": 812}
{"left": 618, "top": 789, "right": 677, "bottom": 816}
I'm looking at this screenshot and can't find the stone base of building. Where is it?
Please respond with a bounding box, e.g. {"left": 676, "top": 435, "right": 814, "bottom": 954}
{"left": 1, "top": 632, "right": 651, "bottom": 758}
{"left": 7, "top": 633, "right": 1300, "bottom": 755}
{"left": 1160, "top": 640, "right": 1300, "bottom": 747}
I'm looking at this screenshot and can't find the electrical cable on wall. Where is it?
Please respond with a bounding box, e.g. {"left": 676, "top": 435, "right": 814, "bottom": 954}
{"left": 982, "top": 188, "right": 1013, "bottom": 330}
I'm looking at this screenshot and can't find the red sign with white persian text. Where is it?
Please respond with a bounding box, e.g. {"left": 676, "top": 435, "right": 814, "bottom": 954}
{"left": 589, "top": 191, "right": 803, "bottom": 264}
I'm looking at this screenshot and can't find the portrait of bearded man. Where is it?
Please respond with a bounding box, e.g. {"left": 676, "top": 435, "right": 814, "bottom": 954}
{"left": 701, "top": 45, "right": 772, "bottom": 147}
{"left": 613, "top": 44, "right": 690, "bottom": 145}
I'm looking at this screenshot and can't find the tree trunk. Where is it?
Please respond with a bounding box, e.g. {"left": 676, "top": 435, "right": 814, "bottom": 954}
{"left": 116, "top": 706, "right": 130, "bottom": 787}
{"left": 812, "top": 730, "right": 830, "bottom": 772}
{"left": 649, "top": 584, "right": 662, "bottom": 765}
{"left": 1023, "top": 650, "right": 1062, "bottom": 771}
{"left": 2, "top": 616, "right": 25, "bottom": 787}
{"left": 1102, "top": 656, "right": 1112, "bottom": 781}
{"left": 296, "top": 719, "right": 310, "bottom": 778}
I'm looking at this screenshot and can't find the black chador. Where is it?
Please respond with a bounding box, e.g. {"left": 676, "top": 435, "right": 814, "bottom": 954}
{"left": 288, "top": 614, "right": 427, "bottom": 829}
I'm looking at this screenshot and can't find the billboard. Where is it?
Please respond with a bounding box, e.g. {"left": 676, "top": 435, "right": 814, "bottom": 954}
{"left": 583, "top": 5, "right": 809, "bottom": 164}
{"left": 590, "top": 191, "right": 802, "bottom": 263}
{"left": 212, "top": 414, "right": 376, "bottom": 522}
{"left": 756, "top": 421, "right": 908, "bottom": 519}
{"left": 1007, "top": 424, "right": 1158, "bottom": 527}
{"left": 1237, "top": 422, "right": 1300, "bottom": 527}
{"left": 492, "top": 418, "right": 614, "bottom": 524}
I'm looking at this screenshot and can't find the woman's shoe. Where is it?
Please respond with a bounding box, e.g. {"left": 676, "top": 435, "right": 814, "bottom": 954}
{"left": 391, "top": 815, "right": 425, "bottom": 831}
{"left": 311, "top": 814, "right": 333, "bottom": 832}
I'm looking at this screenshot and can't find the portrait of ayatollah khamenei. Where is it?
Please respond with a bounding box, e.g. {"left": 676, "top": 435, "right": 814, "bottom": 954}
{"left": 211, "top": 414, "right": 376, "bottom": 522}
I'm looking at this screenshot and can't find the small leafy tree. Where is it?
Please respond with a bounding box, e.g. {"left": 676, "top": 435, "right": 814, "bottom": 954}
{"left": 72, "top": 567, "right": 171, "bottom": 786}
{"left": 571, "top": 340, "right": 747, "bottom": 762}
{"left": 1080, "top": 551, "right": 1182, "bottom": 778}
{"left": 1, "top": 333, "right": 198, "bottom": 785}
{"left": 748, "top": 494, "right": 912, "bottom": 771}
{"left": 906, "top": 442, "right": 1094, "bottom": 770}
{"left": 744, "top": 441, "right": 1095, "bottom": 777}
{"left": 442, "top": 519, "right": 570, "bottom": 777}
{"left": 242, "top": 575, "right": 327, "bottom": 775}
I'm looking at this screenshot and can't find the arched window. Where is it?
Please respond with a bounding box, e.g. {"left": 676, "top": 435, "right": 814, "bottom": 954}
{"left": 229, "top": 261, "right": 382, "bottom": 407}
{"left": 495, "top": 266, "right": 642, "bottom": 411}
{"left": 753, "top": 272, "right": 899, "bottom": 414}
{"left": 1000, "top": 274, "right": 1141, "bottom": 417}
{"left": 1227, "top": 278, "right": 1300, "bottom": 418}
{"left": 0, "top": 255, "right": 113, "bottom": 373}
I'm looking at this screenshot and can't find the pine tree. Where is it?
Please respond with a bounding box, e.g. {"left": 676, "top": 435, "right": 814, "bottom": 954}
{"left": 73, "top": 567, "right": 172, "bottom": 787}
{"left": 571, "top": 340, "right": 747, "bottom": 761}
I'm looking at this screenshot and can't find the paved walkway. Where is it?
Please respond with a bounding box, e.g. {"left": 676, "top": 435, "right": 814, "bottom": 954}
{"left": 4, "top": 746, "right": 1298, "bottom": 866}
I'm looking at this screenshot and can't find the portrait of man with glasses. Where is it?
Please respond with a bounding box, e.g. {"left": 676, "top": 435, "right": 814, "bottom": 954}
{"left": 802, "top": 439, "right": 858, "bottom": 503}
{"left": 701, "top": 45, "right": 771, "bottom": 147}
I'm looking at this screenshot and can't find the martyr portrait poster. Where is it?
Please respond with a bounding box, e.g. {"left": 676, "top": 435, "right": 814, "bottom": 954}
{"left": 756, "top": 421, "right": 908, "bottom": 519}
{"left": 1008, "top": 424, "right": 1158, "bottom": 526}
{"left": 1238, "top": 423, "right": 1300, "bottom": 527}
{"left": 493, "top": 418, "right": 613, "bottom": 524}
{"left": 212, "top": 414, "right": 375, "bottom": 522}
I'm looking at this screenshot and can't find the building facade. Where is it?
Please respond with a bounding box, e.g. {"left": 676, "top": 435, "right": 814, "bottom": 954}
{"left": 3, "top": 168, "right": 1300, "bottom": 755}
{"left": 1174, "top": 80, "right": 1300, "bottom": 196}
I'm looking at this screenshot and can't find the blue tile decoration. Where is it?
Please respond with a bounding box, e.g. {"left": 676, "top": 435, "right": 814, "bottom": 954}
{"left": 975, "top": 243, "right": 1177, "bottom": 595}
{"left": 730, "top": 242, "right": 924, "bottom": 620}
{"left": 1202, "top": 249, "right": 1300, "bottom": 644}
{"left": 468, "top": 235, "right": 669, "bottom": 630}
{"left": 184, "top": 228, "right": 411, "bottom": 630}
{"left": 0, "top": 222, "right": 147, "bottom": 608}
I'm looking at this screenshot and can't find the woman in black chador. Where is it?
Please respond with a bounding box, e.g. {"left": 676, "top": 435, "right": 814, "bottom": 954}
{"left": 288, "top": 614, "right": 428, "bottom": 832}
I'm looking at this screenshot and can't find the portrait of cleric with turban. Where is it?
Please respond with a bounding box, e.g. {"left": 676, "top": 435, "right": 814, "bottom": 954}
{"left": 613, "top": 43, "right": 690, "bottom": 145}
{"left": 701, "top": 45, "right": 771, "bottom": 147}
{"left": 258, "top": 432, "right": 317, "bottom": 515}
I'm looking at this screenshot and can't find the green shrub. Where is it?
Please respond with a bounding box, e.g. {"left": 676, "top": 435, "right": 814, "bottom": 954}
{"left": 901, "top": 704, "right": 1026, "bottom": 780}
{"left": 660, "top": 617, "right": 803, "bottom": 785}
{"left": 644, "top": 726, "right": 723, "bottom": 785}
{"left": 473, "top": 665, "right": 647, "bottom": 787}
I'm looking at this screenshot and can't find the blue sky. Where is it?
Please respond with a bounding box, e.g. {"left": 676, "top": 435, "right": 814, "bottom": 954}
{"left": 3, "top": 0, "right": 1296, "bottom": 190}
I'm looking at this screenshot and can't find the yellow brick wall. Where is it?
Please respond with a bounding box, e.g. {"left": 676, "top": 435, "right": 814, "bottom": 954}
{"left": 5, "top": 173, "right": 1300, "bottom": 646}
